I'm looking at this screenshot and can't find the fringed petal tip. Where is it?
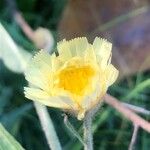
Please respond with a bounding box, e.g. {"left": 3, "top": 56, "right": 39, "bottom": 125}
{"left": 93, "top": 37, "right": 112, "bottom": 55}
{"left": 57, "top": 37, "right": 89, "bottom": 58}
{"left": 93, "top": 37, "right": 112, "bottom": 48}
{"left": 57, "top": 37, "right": 88, "bottom": 49}
{"left": 24, "top": 50, "right": 50, "bottom": 74}
{"left": 58, "top": 37, "right": 88, "bottom": 44}
{"left": 32, "top": 50, "right": 52, "bottom": 64}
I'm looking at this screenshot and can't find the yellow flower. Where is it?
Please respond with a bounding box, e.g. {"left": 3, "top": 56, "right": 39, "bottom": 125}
{"left": 24, "top": 37, "right": 118, "bottom": 120}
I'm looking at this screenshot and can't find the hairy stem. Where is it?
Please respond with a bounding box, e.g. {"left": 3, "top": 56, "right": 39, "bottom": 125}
{"left": 83, "top": 111, "right": 93, "bottom": 150}
{"left": 34, "top": 102, "right": 62, "bottom": 150}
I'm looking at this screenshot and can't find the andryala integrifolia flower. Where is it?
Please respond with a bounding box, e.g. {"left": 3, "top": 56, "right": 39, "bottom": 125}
{"left": 24, "top": 37, "right": 118, "bottom": 119}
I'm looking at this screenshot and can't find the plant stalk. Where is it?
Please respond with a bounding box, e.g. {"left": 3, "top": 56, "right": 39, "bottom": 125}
{"left": 83, "top": 111, "right": 93, "bottom": 150}
{"left": 34, "top": 102, "right": 62, "bottom": 150}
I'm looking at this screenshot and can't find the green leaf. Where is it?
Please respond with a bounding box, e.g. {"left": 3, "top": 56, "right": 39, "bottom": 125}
{"left": 0, "top": 87, "right": 12, "bottom": 114}
{"left": 0, "top": 123, "right": 25, "bottom": 150}
{"left": 0, "top": 23, "right": 31, "bottom": 73}
{"left": 123, "top": 79, "right": 150, "bottom": 100}
{"left": 1, "top": 103, "right": 33, "bottom": 129}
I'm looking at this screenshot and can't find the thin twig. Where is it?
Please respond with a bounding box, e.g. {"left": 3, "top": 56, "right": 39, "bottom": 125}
{"left": 5, "top": 0, "right": 34, "bottom": 40}
{"left": 34, "top": 102, "right": 62, "bottom": 150}
{"left": 104, "top": 94, "right": 150, "bottom": 133}
{"left": 128, "top": 124, "right": 139, "bottom": 150}
{"left": 14, "top": 12, "right": 34, "bottom": 41}
{"left": 122, "top": 102, "right": 150, "bottom": 115}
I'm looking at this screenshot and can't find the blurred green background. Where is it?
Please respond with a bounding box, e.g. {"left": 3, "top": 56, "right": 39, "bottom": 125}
{"left": 0, "top": 0, "right": 150, "bottom": 150}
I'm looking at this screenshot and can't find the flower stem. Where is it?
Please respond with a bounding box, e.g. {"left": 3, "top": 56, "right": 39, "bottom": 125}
{"left": 34, "top": 102, "right": 62, "bottom": 150}
{"left": 83, "top": 101, "right": 102, "bottom": 150}
{"left": 83, "top": 111, "right": 93, "bottom": 150}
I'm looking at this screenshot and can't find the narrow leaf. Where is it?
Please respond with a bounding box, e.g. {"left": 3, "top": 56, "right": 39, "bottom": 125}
{"left": 0, "top": 23, "right": 31, "bottom": 73}
{"left": 0, "top": 123, "right": 25, "bottom": 150}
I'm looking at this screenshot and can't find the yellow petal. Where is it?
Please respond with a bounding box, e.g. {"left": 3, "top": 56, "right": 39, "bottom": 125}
{"left": 93, "top": 37, "right": 112, "bottom": 68}
{"left": 25, "top": 50, "right": 52, "bottom": 91}
{"left": 84, "top": 44, "right": 97, "bottom": 63}
{"left": 105, "top": 64, "right": 119, "bottom": 86}
{"left": 51, "top": 53, "right": 64, "bottom": 72}
{"left": 57, "top": 37, "right": 89, "bottom": 59}
{"left": 57, "top": 39, "right": 72, "bottom": 61}
{"left": 32, "top": 50, "right": 52, "bottom": 67}
{"left": 24, "top": 87, "right": 50, "bottom": 99}
{"left": 24, "top": 87, "right": 74, "bottom": 109}
{"left": 80, "top": 76, "right": 108, "bottom": 110}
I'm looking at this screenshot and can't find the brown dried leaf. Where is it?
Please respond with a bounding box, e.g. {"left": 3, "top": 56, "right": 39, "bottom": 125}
{"left": 58, "top": 0, "right": 150, "bottom": 78}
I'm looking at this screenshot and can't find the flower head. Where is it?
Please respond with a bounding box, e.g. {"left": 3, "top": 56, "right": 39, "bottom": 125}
{"left": 24, "top": 37, "right": 118, "bottom": 119}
